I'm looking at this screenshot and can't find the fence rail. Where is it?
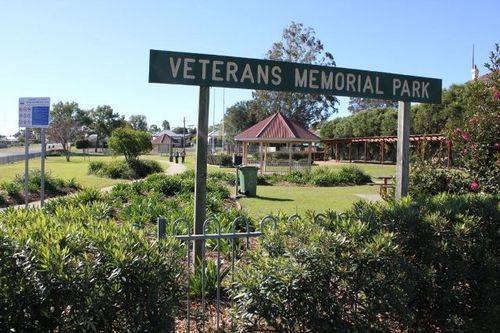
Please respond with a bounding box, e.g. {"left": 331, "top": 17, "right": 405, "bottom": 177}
{"left": 157, "top": 214, "right": 298, "bottom": 332}
{"left": 0, "top": 146, "right": 63, "bottom": 165}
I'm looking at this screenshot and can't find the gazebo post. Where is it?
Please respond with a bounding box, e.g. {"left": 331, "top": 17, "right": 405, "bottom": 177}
{"left": 288, "top": 142, "right": 292, "bottom": 172}
{"left": 242, "top": 141, "right": 248, "bottom": 165}
{"left": 336, "top": 142, "right": 339, "bottom": 162}
{"left": 307, "top": 142, "right": 312, "bottom": 172}
{"left": 364, "top": 141, "right": 368, "bottom": 163}
{"left": 380, "top": 141, "right": 385, "bottom": 165}
{"left": 259, "top": 142, "right": 263, "bottom": 174}
{"left": 348, "top": 142, "right": 352, "bottom": 163}
{"left": 264, "top": 143, "right": 268, "bottom": 173}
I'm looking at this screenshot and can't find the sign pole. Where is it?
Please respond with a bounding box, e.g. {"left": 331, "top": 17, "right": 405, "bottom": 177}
{"left": 40, "top": 128, "right": 46, "bottom": 207}
{"left": 193, "top": 86, "right": 210, "bottom": 261}
{"left": 396, "top": 101, "right": 410, "bottom": 199}
{"left": 24, "top": 129, "right": 29, "bottom": 208}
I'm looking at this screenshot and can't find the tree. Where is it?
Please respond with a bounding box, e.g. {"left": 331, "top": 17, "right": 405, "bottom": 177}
{"left": 129, "top": 115, "right": 148, "bottom": 131}
{"left": 347, "top": 98, "right": 397, "bottom": 114}
{"left": 224, "top": 100, "right": 265, "bottom": 141}
{"left": 450, "top": 72, "right": 499, "bottom": 193}
{"left": 484, "top": 43, "right": 499, "bottom": 72}
{"left": 411, "top": 84, "right": 466, "bottom": 134}
{"left": 108, "top": 128, "right": 152, "bottom": 163}
{"left": 88, "top": 105, "right": 125, "bottom": 152}
{"left": 47, "top": 102, "right": 82, "bottom": 161}
{"left": 149, "top": 124, "right": 160, "bottom": 133}
{"left": 251, "top": 22, "right": 338, "bottom": 128}
{"left": 162, "top": 120, "right": 171, "bottom": 130}
{"left": 172, "top": 127, "right": 188, "bottom": 134}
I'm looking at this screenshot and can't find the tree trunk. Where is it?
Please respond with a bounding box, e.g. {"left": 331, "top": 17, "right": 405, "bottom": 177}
{"left": 65, "top": 143, "right": 71, "bottom": 162}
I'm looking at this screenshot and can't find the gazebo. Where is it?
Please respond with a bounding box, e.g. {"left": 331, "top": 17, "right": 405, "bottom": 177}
{"left": 234, "top": 113, "right": 320, "bottom": 173}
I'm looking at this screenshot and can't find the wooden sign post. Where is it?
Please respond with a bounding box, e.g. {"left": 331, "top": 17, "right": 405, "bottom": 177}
{"left": 149, "top": 50, "right": 442, "bottom": 259}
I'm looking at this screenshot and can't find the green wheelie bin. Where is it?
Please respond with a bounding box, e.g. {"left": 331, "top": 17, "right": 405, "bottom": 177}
{"left": 237, "top": 166, "right": 259, "bottom": 197}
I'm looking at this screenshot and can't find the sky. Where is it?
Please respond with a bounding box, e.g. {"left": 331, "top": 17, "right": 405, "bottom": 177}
{"left": 0, "top": 0, "right": 498, "bottom": 135}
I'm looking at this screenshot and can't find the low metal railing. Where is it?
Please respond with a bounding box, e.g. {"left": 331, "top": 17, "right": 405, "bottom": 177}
{"left": 157, "top": 214, "right": 299, "bottom": 332}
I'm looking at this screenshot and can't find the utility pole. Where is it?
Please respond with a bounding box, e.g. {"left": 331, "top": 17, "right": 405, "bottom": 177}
{"left": 221, "top": 88, "right": 225, "bottom": 153}
{"left": 194, "top": 86, "right": 209, "bottom": 261}
{"left": 212, "top": 88, "right": 216, "bottom": 154}
{"left": 183, "top": 116, "right": 186, "bottom": 151}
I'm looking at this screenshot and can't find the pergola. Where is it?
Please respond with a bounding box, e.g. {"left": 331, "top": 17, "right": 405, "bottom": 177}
{"left": 234, "top": 113, "right": 320, "bottom": 173}
{"left": 322, "top": 134, "right": 452, "bottom": 168}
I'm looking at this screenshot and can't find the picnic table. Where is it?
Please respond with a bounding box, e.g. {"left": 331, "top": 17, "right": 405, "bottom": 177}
{"left": 369, "top": 176, "right": 395, "bottom": 196}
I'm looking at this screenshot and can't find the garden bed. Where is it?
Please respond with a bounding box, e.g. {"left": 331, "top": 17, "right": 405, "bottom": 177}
{"left": 0, "top": 170, "right": 81, "bottom": 207}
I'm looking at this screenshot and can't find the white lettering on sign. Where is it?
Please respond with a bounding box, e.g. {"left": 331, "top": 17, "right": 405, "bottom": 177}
{"left": 257, "top": 65, "right": 269, "bottom": 84}
{"left": 346, "top": 74, "right": 356, "bottom": 91}
{"left": 393, "top": 79, "right": 401, "bottom": 95}
{"left": 240, "top": 64, "right": 255, "bottom": 83}
{"left": 363, "top": 76, "right": 374, "bottom": 94}
{"left": 212, "top": 60, "right": 223, "bottom": 81}
{"left": 295, "top": 68, "right": 307, "bottom": 87}
{"left": 170, "top": 57, "right": 182, "bottom": 78}
{"left": 183, "top": 58, "right": 195, "bottom": 79}
{"left": 160, "top": 54, "right": 436, "bottom": 101}
{"left": 226, "top": 62, "right": 238, "bottom": 82}
{"left": 199, "top": 59, "right": 210, "bottom": 79}
{"left": 335, "top": 73, "right": 345, "bottom": 90}
{"left": 422, "top": 82, "right": 429, "bottom": 98}
{"left": 309, "top": 69, "right": 319, "bottom": 89}
{"left": 321, "top": 71, "right": 333, "bottom": 90}
{"left": 271, "top": 66, "right": 281, "bottom": 85}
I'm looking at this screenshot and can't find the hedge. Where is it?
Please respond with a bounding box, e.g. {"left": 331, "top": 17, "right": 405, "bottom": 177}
{"left": 230, "top": 193, "right": 500, "bottom": 331}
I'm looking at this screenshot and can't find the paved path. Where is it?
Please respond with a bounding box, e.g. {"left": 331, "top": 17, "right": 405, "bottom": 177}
{"left": 354, "top": 193, "right": 382, "bottom": 202}
{"left": 2, "top": 160, "right": 188, "bottom": 210}
{"left": 164, "top": 161, "right": 187, "bottom": 175}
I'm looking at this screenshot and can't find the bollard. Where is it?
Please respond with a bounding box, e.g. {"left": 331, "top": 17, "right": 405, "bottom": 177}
{"left": 157, "top": 217, "right": 166, "bottom": 240}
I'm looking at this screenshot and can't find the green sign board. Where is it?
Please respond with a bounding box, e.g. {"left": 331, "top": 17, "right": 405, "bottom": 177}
{"left": 149, "top": 50, "right": 442, "bottom": 104}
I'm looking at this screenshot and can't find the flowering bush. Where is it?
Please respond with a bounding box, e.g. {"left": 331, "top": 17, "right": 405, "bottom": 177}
{"left": 450, "top": 71, "right": 499, "bottom": 194}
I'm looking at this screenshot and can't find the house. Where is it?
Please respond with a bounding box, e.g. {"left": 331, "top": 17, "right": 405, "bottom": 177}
{"left": 152, "top": 130, "right": 186, "bottom": 154}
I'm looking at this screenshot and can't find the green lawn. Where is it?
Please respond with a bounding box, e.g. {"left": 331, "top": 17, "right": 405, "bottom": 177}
{"left": 0, "top": 154, "right": 170, "bottom": 189}
{"left": 239, "top": 184, "right": 379, "bottom": 217}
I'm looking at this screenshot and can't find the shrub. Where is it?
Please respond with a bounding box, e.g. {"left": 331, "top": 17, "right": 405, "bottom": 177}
{"left": 309, "top": 166, "right": 371, "bottom": 186}
{"left": 207, "top": 154, "right": 233, "bottom": 167}
{"left": 409, "top": 162, "right": 472, "bottom": 197}
{"left": 450, "top": 71, "right": 499, "bottom": 194}
{"left": 88, "top": 160, "right": 106, "bottom": 175}
{"left": 256, "top": 166, "right": 371, "bottom": 187}
{"left": 0, "top": 207, "right": 184, "bottom": 331}
{"left": 88, "top": 159, "right": 163, "bottom": 179}
{"left": 108, "top": 127, "right": 152, "bottom": 163}
{"left": 0, "top": 171, "right": 80, "bottom": 205}
{"left": 230, "top": 193, "right": 499, "bottom": 331}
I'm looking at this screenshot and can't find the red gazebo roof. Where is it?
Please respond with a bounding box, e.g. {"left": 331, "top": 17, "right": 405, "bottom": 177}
{"left": 234, "top": 113, "right": 320, "bottom": 142}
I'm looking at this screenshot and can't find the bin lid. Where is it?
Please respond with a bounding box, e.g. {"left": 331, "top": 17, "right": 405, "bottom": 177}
{"left": 239, "top": 165, "right": 259, "bottom": 170}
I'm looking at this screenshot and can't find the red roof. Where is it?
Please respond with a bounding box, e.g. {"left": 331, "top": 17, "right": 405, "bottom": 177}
{"left": 152, "top": 133, "right": 172, "bottom": 144}
{"left": 234, "top": 113, "right": 320, "bottom": 142}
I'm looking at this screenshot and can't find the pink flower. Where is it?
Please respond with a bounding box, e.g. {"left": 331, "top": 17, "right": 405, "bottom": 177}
{"left": 470, "top": 180, "right": 479, "bottom": 191}
{"left": 461, "top": 131, "right": 470, "bottom": 141}
{"left": 494, "top": 88, "right": 500, "bottom": 100}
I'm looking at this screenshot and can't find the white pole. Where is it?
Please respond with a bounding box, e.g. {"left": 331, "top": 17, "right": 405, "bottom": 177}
{"left": 24, "top": 129, "right": 29, "bottom": 208}
{"left": 396, "top": 101, "right": 411, "bottom": 199}
{"left": 40, "top": 128, "right": 46, "bottom": 206}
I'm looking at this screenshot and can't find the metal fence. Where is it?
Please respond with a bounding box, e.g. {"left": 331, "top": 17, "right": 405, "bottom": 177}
{"left": 157, "top": 214, "right": 300, "bottom": 332}
{"left": 0, "top": 146, "right": 63, "bottom": 165}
